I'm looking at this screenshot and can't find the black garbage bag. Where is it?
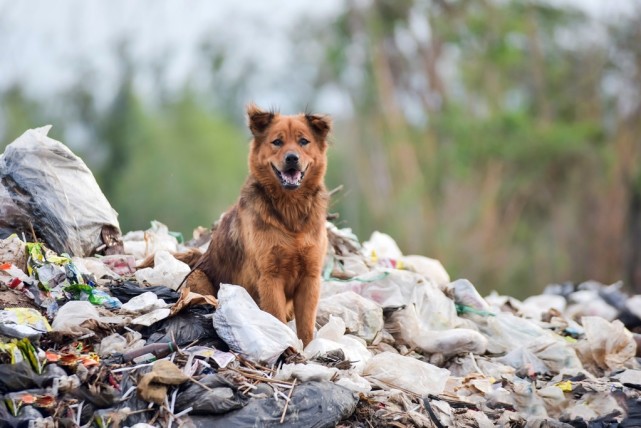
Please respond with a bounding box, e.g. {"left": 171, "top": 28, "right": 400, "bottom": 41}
{"left": 109, "top": 280, "right": 180, "bottom": 304}
{"left": 188, "top": 381, "right": 357, "bottom": 427}
{"left": 0, "top": 361, "right": 67, "bottom": 393}
{"left": 145, "top": 306, "right": 227, "bottom": 349}
{"left": 115, "top": 366, "right": 154, "bottom": 426}
{"left": 175, "top": 374, "right": 247, "bottom": 415}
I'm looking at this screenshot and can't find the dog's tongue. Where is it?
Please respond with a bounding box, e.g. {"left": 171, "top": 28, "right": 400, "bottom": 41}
{"left": 283, "top": 170, "right": 302, "bottom": 185}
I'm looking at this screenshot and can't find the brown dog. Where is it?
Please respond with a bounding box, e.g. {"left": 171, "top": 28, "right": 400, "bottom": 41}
{"left": 186, "top": 104, "right": 331, "bottom": 346}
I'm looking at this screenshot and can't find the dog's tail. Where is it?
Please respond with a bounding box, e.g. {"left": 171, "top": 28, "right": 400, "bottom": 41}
{"left": 137, "top": 248, "right": 204, "bottom": 269}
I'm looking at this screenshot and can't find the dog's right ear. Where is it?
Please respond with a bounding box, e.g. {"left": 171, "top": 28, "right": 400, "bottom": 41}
{"left": 247, "top": 103, "right": 275, "bottom": 137}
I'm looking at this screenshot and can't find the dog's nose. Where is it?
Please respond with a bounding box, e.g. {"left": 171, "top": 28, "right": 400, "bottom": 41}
{"left": 285, "top": 152, "right": 299, "bottom": 165}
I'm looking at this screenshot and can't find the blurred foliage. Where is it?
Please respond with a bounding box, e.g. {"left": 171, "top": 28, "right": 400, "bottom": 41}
{"left": 1, "top": 0, "right": 640, "bottom": 296}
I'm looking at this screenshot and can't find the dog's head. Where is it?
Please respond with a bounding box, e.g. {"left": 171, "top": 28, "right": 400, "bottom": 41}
{"left": 246, "top": 104, "right": 331, "bottom": 191}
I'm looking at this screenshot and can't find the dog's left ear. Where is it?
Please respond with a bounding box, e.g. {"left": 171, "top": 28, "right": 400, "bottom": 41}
{"left": 305, "top": 114, "right": 332, "bottom": 140}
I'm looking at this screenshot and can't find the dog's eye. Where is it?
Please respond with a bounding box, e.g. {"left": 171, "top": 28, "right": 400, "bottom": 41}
{"left": 299, "top": 138, "right": 310, "bottom": 146}
{"left": 272, "top": 139, "right": 283, "bottom": 147}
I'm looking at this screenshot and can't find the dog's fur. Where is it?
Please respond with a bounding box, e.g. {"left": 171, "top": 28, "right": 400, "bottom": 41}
{"left": 185, "top": 104, "right": 331, "bottom": 346}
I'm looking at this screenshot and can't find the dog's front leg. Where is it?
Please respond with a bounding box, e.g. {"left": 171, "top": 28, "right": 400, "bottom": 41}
{"left": 257, "top": 279, "right": 288, "bottom": 324}
{"left": 294, "top": 275, "right": 321, "bottom": 347}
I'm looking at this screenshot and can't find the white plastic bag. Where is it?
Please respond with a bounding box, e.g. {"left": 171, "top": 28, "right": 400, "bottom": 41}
{"left": 575, "top": 316, "right": 637, "bottom": 374}
{"left": 303, "top": 316, "right": 372, "bottom": 373}
{"left": 135, "top": 250, "right": 190, "bottom": 290}
{"left": 387, "top": 304, "right": 487, "bottom": 356}
{"left": 212, "top": 284, "right": 301, "bottom": 365}
{"left": 400, "top": 255, "right": 450, "bottom": 286}
{"left": 51, "top": 301, "right": 101, "bottom": 334}
{"left": 275, "top": 363, "right": 339, "bottom": 382}
{"left": 0, "top": 126, "right": 121, "bottom": 256}
{"left": 316, "top": 291, "right": 383, "bottom": 343}
{"left": 362, "top": 351, "right": 450, "bottom": 396}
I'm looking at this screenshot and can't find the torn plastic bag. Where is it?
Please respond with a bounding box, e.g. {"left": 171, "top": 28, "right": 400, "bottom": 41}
{"left": 316, "top": 291, "right": 383, "bottom": 343}
{"left": 363, "top": 351, "right": 450, "bottom": 396}
{"left": 108, "top": 280, "right": 179, "bottom": 304}
{"left": 212, "top": 284, "right": 300, "bottom": 364}
{"left": 174, "top": 374, "right": 247, "bottom": 415}
{"left": 145, "top": 305, "right": 225, "bottom": 348}
{"left": 188, "top": 381, "right": 357, "bottom": 428}
{"left": 0, "top": 126, "right": 121, "bottom": 256}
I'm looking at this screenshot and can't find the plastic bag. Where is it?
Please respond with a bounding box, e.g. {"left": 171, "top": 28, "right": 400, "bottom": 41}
{"left": 120, "top": 291, "right": 169, "bottom": 314}
{"left": 0, "top": 126, "right": 121, "bottom": 256}
{"left": 362, "top": 351, "right": 450, "bottom": 396}
{"left": 122, "top": 221, "right": 180, "bottom": 260}
{"left": 109, "top": 281, "right": 179, "bottom": 304}
{"left": 134, "top": 250, "right": 190, "bottom": 290}
{"left": 400, "top": 255, "right": 450, "bottom": 286}
{"left": 175, "top": 374, "right": 247, "bottom": 415}
{"left": 188, "top": 381, "right": 357, "bottom": 427}
{"left": 303, "top": 316, "right": 372, "bottom": 373}
{"left": 276, "top": 363, "right": 339, "bottom": 382}
{"left": 51, "top": 300, "right": 102, "bottom": 334}
{"left": 387, "top": 304, "right": 487, "bottom": 357}
{"left": 575, "top": 316, "right": 636, "bottom": 374}
{"left": 146, "top": 306, "right": 223, "bottom": 348}
{"left": 213, "top": 284, "right": 300, "bottom": 364}
{"left": 316, "top": 291, "right": 383, "bottom": 343}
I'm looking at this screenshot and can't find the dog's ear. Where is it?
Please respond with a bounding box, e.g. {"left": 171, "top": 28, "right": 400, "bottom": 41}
{"left": 247, "top": 103, "right": 275, "bottom": 137}
{"left": 305, "top": 114, "right": 332, "bottom": 140}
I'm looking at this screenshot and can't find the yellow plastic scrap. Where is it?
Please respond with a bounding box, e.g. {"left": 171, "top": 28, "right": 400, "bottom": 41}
{"left": 4, "top": 307, "right": 52, "bottom": 333}
{"left": 555, "top": 380, "right": 573, "bottom": 393}
{"left": 16, "top": 338, "right": 45, "bottom": 374}
{"left": 0, "top": 341, "right": 23, "bottom": 364}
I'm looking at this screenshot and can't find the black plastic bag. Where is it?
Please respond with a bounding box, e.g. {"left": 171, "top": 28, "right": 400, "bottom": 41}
{"left": 175, "top": 374, "right": 247, "bottom": 415}
{"left": 145, "top": 306, "right": 227, "bottom": 349}
{"left": 109, "top": 280, "right": 180, "bottom": 304}
{"left": 0, "top": 361, "right": 67, "bottom": 393}
{"left": 188, "top": 381, "right": 357, "bottom": 427}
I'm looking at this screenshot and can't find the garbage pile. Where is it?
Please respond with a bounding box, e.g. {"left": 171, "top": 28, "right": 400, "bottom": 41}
{"left": 1, "top": 127, "right": 641, "bottom": 427}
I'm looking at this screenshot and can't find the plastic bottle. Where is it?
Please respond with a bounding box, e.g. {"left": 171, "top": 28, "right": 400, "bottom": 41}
{"left": 122, "top": 341, "right": 177, "bottom": 364}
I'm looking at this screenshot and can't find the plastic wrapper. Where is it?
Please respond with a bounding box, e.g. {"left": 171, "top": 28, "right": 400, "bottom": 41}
{"left": 362, "top": 351, "right": 450, "bottom": 396}
{"left": 213, "top": 284, "right": 300, "bottom": 364}
{"left": 188, "top": 381, "right": 357, "bottom": 427}
{"left": 134, "top": 250, "right": 190, "bottom": 290}
{"left": 0, "top": 126, "right": 121, "bottom": 256}
{"left": 316, "top": 291, "right": 383, "bottom": 343}
{"left": 174, "top": 374, "right": 247, "bottom": 415}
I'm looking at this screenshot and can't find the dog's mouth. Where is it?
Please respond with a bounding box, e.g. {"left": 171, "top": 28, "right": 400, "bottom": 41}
{"left": 272, "top": 164, "right": 305, "bottom": 189}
